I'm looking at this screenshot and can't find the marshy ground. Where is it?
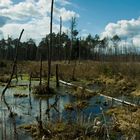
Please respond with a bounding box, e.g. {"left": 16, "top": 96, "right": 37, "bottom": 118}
{"left": 0, "top": 61, "right": 140, "bottom": 140}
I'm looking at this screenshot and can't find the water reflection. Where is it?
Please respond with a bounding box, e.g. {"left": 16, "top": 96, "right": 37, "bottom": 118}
{"left": 0, "top": 80, "right": 112, "bottom": 140}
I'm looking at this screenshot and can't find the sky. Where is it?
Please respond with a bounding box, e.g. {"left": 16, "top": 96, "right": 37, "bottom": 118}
{"left": 0, "top": 0, "right": 140, "bottom": 46}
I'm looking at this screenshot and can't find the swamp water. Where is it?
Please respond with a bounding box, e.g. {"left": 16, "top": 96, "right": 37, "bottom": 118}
{"left": 0, "top": 79, "right": 120, "bottom": 140}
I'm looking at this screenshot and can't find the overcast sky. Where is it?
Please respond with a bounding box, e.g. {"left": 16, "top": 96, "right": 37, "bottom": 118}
{"left": 1, "top": 0, "right": 140, "bottom": 46}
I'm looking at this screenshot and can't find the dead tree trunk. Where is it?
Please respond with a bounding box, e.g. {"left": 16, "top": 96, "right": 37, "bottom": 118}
{"left": 29, "top": 72, "right": 32, "bottom": 92}
{"left": 1, "top": 29, "right": 24, "bottom": 99}
{"left": 15, "top": 64, "right": 18, "bottom": 84}
{"left": 46, "top": 99, "right": 50, "bottom": 121}
{"left": 1, "top": 30, "right": 24, "bottom": 137}
{"left": 47, "top": 0, "right": 54, "bottom": 89}
{"left": 59, "top": 16, "right": 62, "bottom": 61}
{"left": 68, "top": 34, "right": 73, "bottom": 64}
{"left": 72, "top": 60, "right": 77, "bottom": 81}
{"left": 29, "top": 72, "right": 32, "bottom": 109}
{"left": 68, "top": 17, "right": 77, "bottom": 64}
{"left": 39, "top": 54, "right": 43, "bottom": 86}
{"left": 56, "top": 64, "right": 59, "bottom": 87}
{"left": 79, "top": 37, "right": 81, "bottom": 64}
{"left": 38, "top": 98, "right": 42, "bottom": 130}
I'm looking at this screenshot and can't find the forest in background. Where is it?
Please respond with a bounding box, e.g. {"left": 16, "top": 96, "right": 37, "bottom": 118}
{"left": 1, "top": 33, "right": 140, "bottom": 62}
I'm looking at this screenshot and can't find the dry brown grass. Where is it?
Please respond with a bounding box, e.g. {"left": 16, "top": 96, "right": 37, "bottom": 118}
{"left": 1, "top": 60, "right": 139, "bottom": 99}
{"left": 107, "top": 106, "right": 140, "bottom": 139}
{"left": 1, "top": 60, "right": 140, "bottom": 82}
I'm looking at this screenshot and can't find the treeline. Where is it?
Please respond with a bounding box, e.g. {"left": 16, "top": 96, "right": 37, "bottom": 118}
{"left": 0, "top": 33, "right": 140, "bottom": 62}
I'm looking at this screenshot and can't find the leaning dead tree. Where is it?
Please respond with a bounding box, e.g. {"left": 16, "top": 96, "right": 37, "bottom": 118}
{"left": 1, "top": 29, "right": 24, "bottom": 140}
{"left": 1, "top": 29, "right": 24, "bottom": 102}
{"left": 47, "top": 0, "right": 54, "bottom": 89}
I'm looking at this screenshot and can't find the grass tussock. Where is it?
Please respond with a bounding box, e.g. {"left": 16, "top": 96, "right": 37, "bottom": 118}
{"left": 106, "top": 106, "right": 140, "bottom": 139}
{"left": 64, "top": 101, "right": 89, "bottom": 112}
{"left": 22, "top": 121, "right": 109, "bottom": 140}
{"left": 33, "top": 84, "right": 55, "bottom": 95}
{"left": 131, "top": 84, "right": 140, "bottom": 97}
{"left": 72, "top": 86, "right": 97, "bottom": 99}
{"left": 13, "top": 93, "right": 28, "bottom": 98}
{"left": 97, "top": 75, "right": 136, "bottom": 97}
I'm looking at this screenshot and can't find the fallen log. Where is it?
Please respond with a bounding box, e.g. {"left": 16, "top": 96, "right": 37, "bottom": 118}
{"left": 59, "top": 80, "right": 137, "bottom": 107}
{"left": 59, "top": 80, "right": 75, "bottom": 87}
{"left": 100, "top": 94, "right": 137, "bottom": 107}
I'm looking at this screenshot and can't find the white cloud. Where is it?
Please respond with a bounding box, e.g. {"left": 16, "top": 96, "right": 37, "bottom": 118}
{"left": 0, "top": 0, "right": 12, "bottom": 8}
{"left": 0, "top": 0, "right": 49, "bottom": 21}
{"left": 132, "top": 35, "right": 140, "bottom": 46}
{"left": 54, "top": 7, "right": 79, "bottom": 21}
{"left": 0, "top": 16, "right": 67, "bottom": 44}
{"left": 56, "top": 0, "right": 71, "bottom": 6}
{"left": 0, "top": 0, "right": 79, "bottom": 44}
{"left": 0, "top": 1, "right": 40, "bottom": 21}
{"left": 101, "top": 18, "right": 140, "bottom": 47}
